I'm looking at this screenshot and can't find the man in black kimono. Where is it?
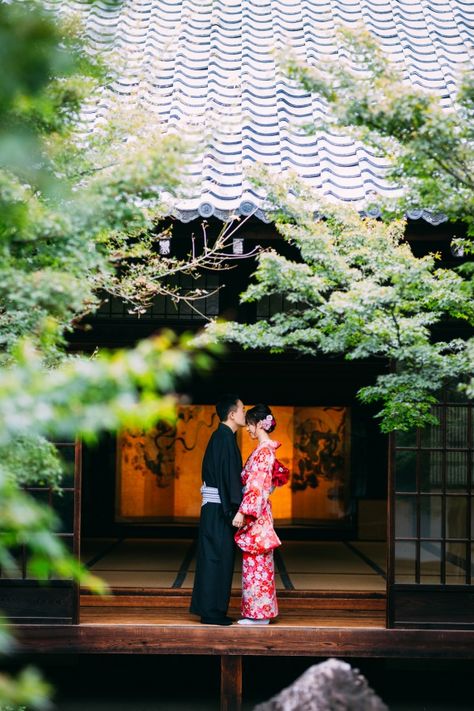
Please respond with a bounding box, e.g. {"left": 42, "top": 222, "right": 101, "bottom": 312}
{"left": 190, "top": 394, "right": 246, "bottom": 625}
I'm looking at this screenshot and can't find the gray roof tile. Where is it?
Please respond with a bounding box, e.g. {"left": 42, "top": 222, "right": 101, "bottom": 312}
{"left": 50, "top": 0, "right": 474, "bottom": 223}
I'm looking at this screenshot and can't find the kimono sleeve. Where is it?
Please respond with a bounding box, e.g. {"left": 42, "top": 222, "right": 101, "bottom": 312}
{"left": 239, "top": 446, "right": 273, "bottom": 520}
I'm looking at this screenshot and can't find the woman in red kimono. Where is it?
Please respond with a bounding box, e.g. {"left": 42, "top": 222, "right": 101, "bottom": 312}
{"left": 232, "top": 404, "right": 281, "bottom": 626}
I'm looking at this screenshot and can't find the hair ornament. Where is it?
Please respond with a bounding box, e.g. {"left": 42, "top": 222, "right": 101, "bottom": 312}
{"left": 261, "top": 414, "right": 275, "bottom": 431}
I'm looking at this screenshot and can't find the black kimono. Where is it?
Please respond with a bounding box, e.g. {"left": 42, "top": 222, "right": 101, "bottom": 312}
{"left": 190, "top": 422, "right": 243, "bottom": 621}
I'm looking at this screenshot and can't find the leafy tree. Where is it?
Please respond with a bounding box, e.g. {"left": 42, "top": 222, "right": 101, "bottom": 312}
{"left": 283, "top": 27, "right": 474, "bottom": 238}
{"left": 205, "top": 28, "right": 474, "bottom": 428}
{"left": 208, "top": 172, "right": 473, "bottom": 431}
{"left": 1, "top": 0, "right": 244, "bottom": 364}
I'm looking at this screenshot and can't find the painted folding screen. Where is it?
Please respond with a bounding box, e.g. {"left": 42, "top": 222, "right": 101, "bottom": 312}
{"left": 116, "top": 405, "right": 351, "bottom": 525}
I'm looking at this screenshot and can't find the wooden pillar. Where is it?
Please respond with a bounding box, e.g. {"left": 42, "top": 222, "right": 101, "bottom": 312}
{"left": 220, "top": 655, "right": 242, "bottom": 711}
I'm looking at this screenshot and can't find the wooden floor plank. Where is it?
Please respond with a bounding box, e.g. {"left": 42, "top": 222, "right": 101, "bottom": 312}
{"left": 79, "top": 606, "right": 385, "bottom": 627}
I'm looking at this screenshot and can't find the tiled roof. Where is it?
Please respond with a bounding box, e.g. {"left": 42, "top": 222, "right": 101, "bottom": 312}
{"left": 51, "top": 0, "right": 474, "bottom": 223}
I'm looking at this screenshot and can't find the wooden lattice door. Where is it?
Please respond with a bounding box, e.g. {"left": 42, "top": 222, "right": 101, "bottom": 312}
{"left": 387, "top": 391, "right": 474, "bottom": 628}
{"left": 0, "top": 441, "right": 82, "bottom": 624}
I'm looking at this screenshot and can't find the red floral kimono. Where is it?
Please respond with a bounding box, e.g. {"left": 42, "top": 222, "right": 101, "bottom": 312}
{"left": 234, "top": 440, "right": 281, "bottom": 620}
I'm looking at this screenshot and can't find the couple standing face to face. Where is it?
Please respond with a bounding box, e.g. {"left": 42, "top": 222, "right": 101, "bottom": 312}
{"left": 223, "top": 399, "right": 272, "bottom": 442}
{"left": 190, "top": 395, "right": 277, "bottom": 626}
{"left": 225, "top": 398, "right": 280, "bottom": 626}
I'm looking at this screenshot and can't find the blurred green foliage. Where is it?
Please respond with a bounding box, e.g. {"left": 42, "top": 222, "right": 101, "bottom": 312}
{"left": 0, "top": 2, "right": 214, "bottom": 707}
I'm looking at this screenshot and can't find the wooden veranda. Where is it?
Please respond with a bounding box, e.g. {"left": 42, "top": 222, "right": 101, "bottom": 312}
{"left": 14, "top": 588, "right": 474, "bottom": 711}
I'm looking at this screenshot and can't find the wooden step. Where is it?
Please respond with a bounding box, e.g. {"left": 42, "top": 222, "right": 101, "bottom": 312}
{"left": 80, "top": 588, "right": 386, "bottom": 613}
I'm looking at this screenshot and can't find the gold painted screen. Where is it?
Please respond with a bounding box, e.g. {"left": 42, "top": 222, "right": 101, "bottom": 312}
{"left": 116, "top": 405, "right": 350, "bottom": 524}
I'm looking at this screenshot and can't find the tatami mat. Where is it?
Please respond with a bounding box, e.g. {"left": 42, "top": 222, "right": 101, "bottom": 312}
{"left": 81, "top": 538, "right": 117, "bottom": 563}
{"left": 82, "top": 538, "right": 387, "bottom": 592}
{"left": 289, "top": 573, "right": 386, "bottom": 592}
{"left": 92, "top": 571, "right": 180, "bottom": 587}
{"left": 350, "top": 542, "right": 387, "bottom": 572}
{"left": 85, "top": 539, "right": 191, "bottom": 571}
{"left": 281, "top": 542, "right": 377, "bottom": 575}
{"left": 81, "top": 537, "right": 469, "bottom": 592}
{"left": 188, "top": 550, "right": 242, "bottom": 572}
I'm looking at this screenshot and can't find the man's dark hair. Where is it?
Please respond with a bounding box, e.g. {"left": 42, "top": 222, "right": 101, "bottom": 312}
{"left": 216, "top": 394, "right": 241, "bottom": 422}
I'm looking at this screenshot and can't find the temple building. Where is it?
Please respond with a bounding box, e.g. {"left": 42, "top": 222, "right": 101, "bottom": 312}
{"left": 1, "top": 2, "right": 473, "bottom": 709}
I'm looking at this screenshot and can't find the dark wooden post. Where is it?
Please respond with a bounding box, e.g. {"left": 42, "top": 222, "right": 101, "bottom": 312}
{"left": 220, "top": 655, "right": 242, "bottom": 711}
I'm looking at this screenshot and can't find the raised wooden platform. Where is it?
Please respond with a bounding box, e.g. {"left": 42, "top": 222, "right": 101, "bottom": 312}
{"left": 16, "top": 604, "right": 474, "bottom": 658}
{"left": 15, "top": 608, "right": 474, "bottom": 711}
{"left": 12, "top": 538, "right": 471, "bottom": 711}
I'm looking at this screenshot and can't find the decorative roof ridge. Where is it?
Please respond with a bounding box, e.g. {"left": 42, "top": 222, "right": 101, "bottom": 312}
{"left": 170, "top": 202, "right": 448, "bottom": 226}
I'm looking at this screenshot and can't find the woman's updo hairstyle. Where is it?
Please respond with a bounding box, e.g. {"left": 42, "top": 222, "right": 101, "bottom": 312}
{"left": 245, "top": 404, "right": 276, "bottom": 433}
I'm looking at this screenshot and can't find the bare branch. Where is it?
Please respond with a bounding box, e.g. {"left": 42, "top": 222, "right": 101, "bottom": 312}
{"left": 92, "top": 213, "right": 261, "bottom": 317}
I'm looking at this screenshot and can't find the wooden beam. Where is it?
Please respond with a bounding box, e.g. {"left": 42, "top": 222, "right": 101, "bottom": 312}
{"left": 220, "top": 655, "right": 242, "bottom": 711}
{"left": 14, "top": 624, "right": 474, "bottom": 659}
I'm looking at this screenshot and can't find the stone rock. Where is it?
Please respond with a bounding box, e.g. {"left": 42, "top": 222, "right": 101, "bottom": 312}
{"left": 253, "top": 658, "right": 388, "bottom": 711}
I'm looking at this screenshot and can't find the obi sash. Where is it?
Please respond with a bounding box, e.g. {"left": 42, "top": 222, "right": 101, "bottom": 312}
{"left": 201, "top": 482, "right": 221, "bottom": 506}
